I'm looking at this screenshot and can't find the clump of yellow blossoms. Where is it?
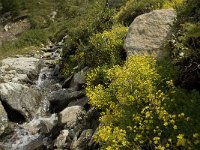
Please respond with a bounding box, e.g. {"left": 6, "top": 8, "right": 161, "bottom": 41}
{"left": 86, "top": 56, "right": 200, "bottom": 149}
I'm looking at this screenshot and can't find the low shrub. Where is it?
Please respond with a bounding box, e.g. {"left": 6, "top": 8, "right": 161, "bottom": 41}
{"left": 16, "top": 29, "right": 49, "bottom": 47}
{"left": 163, "top": 0, "right": 184, "bottom": 9}
{"left": 168, "top": 0, "right": 200, "bottom": 89}
{"left": 113, "top": 0, "right": 164, "bottom": 25}
{"left": 86, "top": 55, "right": 200, "bottom": 150}
{"left": 0, "top": 0, "right": 25, "bottom": 15}
{"left": 113, "top": 0, "right": 184, "bottom": 25}
{"left": 61, "top": 25, "right": 128, "bottom": 77}
{"left": 59, "top": 1, "right": 118, "bottom": 77}
{"left": 24, "top": 0, "right": 56, "bottom": 28}
{"left": 60, "top": 0, "right": 115, "bottom": 52}
{"left": 85, "top": 25, "right": 128, "bottom": 67}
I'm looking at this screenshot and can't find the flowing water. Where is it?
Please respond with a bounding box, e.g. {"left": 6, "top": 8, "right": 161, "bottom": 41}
{"left": 0, "top": 46, "right": 63, "bottom": 149}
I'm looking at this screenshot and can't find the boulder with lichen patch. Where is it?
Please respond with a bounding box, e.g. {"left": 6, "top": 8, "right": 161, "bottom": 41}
{"left": 124, "top": 9, "right": 177, "bottom": 58}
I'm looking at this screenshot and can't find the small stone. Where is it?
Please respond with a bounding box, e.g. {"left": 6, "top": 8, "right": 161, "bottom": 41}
{"left": 71, "top": 129, "right": 94, "bottom": 150}
{"left": 60, "top": 106, "right": 86, "bottom": 128}
{"left": 54, "top": 130, "right": 71, "bottom": 149}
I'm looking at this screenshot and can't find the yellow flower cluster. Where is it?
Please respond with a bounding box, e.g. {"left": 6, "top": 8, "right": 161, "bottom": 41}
{"left": 113, "top": 0, "right": 185, "bottom": 23}
{"left": 86, "top": 55, "right": 200, "bottom": 149}
{"left": 86, "top": 25, "right": 128, "bottom": 66}
{"left": 163, "top": 0, "right": 185, "bottom": 8}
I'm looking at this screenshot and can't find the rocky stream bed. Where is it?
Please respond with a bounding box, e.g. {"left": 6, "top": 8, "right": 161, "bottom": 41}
{"left": 0, "top": 43, "right": 100, "bottom": 150}
{"left": 0, "top": 8, "right": 177, "bottom": 149}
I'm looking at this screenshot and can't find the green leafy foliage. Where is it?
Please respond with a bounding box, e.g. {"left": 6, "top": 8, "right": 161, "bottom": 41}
{"left": 61, "top": 25, "right": 128, "bottom": 77}
{"left": 16, "top": 29, "right": 49, "bottom": 46}
{"left": 171, "top": 22, "right": 200, "bottom": 61}
{"left": 25, "top": 0, "right": 55, "bottom": 29}
{"left": 85, "top": 25, "right": 128, "bottom": 67}
{"left": 168, "top": 0, "right": 200, "bottom": 89}
{"left": 113, "top": 0, "right": 184, "bottom": 25}
{"left": 60, "top": 0, "right": 118, "bottom": 77}
{"left": 0, "top": 29, "right": 49, "bottom": 59}
{"left": 0, "top": 0, "right": 25, "bottom": 15}
{"left": 114, "top": 0, "right": 163, "bottom": 25}
{"left": 86, "top": 56, "right": 200, "bottom": 150}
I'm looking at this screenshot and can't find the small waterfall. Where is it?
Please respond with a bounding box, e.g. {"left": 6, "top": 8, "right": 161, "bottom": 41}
{"left": 35, "top": 48, "right": 63, "bottom": 117}
{"left": 12, "top": 128, "right": 43, "bottom": 150}
{"left": 0, "top": 45, "right": 63, "bottom": 149}
{"left": 36, "top": 67, "right": 53, "bottom": 88}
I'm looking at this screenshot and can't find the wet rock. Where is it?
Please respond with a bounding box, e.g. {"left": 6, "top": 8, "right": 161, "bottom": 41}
{"left": 50, "top": 83, "right": 62, "bottom": 91}
{"left": 41, "top": 45, "right": 62, "bottom": 52}
{"left": 23, "top": 114, "right": 58, "bottom": 135}
{"left": 62, "top": 75, "right": 73, "bottom": 88}
{"left": 0, "top": 82, "right": 42, "bottom": 122}
{"left": 68, "top": 97, "right": 88, "bottom": 108}
{"left": 12, "top": 132, "right": 44, "bottom": 150}
{"left": 0, "top": 101, "right": 8, "bottom": 135}
{"left": 36, "top": 66, "right": 54, "bottom": 88}
{"left": 60, "top": 106, "right": 86, "bottom": 129}
{"left": 71, "top": 129, "right": 93, "bottom": 150}
{"left": 0, "top": 126, "right": 44, "bottom": 150}
{"left": 124, "top": 9, "right": 177, "bottom": 58}
{"left": 11, "top": 73, "right": 32, "bottom": 84}
{"left": 4, "top": 24, "right": 11, "bottom": 32}
{"left": 70, "top": 68, "right": 88, "bottom": 91}
{"left": 88, "top": 128, "right": 100, "bottom": 150}
{"left": 54, "top": 129, "right": 71, "bottom": 149}
{"left": 52, "top": 64, "right": 60, "bottom": 76}
{"left": 49, "top": 89, "right": 85, "bottom": 113}
{"left": 42, "top": 52, "right": 52, "bottom": 58}
{"left": 1, "top": 57, "right": 42, "bottom": 80}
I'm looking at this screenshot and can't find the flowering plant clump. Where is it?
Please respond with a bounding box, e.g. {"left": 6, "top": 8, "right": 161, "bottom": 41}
{"left": 85, "top": 25, "right": 128, "bottom": 67}
{"left": 86, "top": 56, "right": 200, "bottom": 150}
{"left": 113, "top": 0, "right": 185, "bottom": 25}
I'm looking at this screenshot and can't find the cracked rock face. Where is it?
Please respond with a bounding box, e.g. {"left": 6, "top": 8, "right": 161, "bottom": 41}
{"left": 0, "top": 82, "right": 42, "bottom": 122}
{"left": 54, "top": 130, "right": 71, "bottom": 149}
{"left": 71, "top": 129, "right": 94, "bottom": 150}
{"left": 124, "top": 9, "right": 177, "bottom": 58}
{"left": 60, "top": 106, "right": 86, "bottom": 128}
{"left": 1, "top": 57, "right": 42, "bottom": 80}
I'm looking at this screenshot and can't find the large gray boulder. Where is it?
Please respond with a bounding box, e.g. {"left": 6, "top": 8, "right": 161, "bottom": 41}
{"left": 124, "top": 9, "right": 177, "bottom": 58}
{"left": 0, "top": 82, "right": 42, "bottom": 121}
{"left": 0, "top": 66, "right": 31, "bottom": 84}
{"left": 1, "top": 57, "right": 42, "bottom": 80}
